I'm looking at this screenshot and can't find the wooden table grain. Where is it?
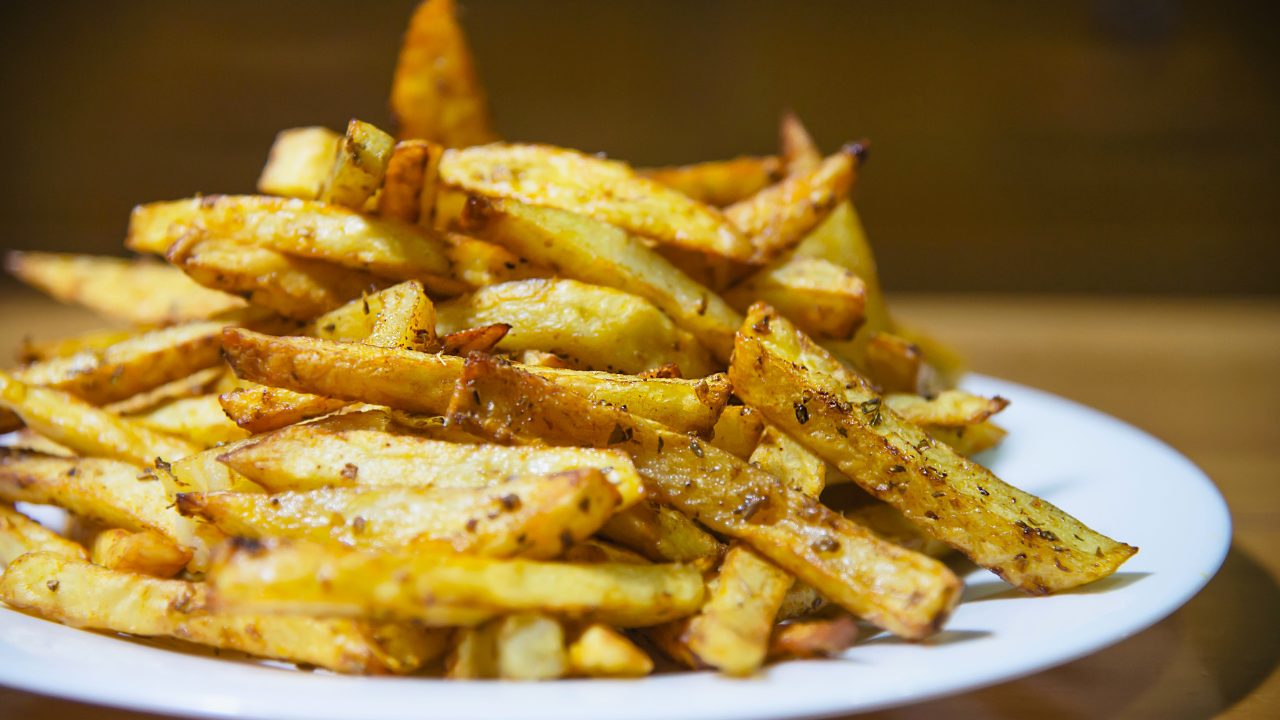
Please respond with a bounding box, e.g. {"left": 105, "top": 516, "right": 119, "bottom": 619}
{"left": 0, "top": 290, "right": 1276, "bottom": 720}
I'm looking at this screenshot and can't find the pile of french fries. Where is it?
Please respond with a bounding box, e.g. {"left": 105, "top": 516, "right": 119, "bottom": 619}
{"left": 0, "top": 0, "right": 1135, "bottom": 680}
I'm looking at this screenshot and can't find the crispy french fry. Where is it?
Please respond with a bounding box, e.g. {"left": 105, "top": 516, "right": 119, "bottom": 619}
{"left": 90, "top": 528, "right": 193, "bottom": 578}
{"left": 4, "top": 252, "right": 247, "bottom": 325}
{"left": 884, "top": 390, "right": 1010, "bottom": 427}
{"left": 767, "top": 615, "right": 859, "bottom": 660}
{"left": 218, "top": 387, "right": 350, "bottom": 435}
{"left": 318, "top": 119, "right": 396, "bottom": 210}
{"left": 639, "top": 156, "right": 784, "bottom": 207}
{"left": 131, "top": 395, "right": 250, "bottom": 448}
{"left": 729, "top": 303, "right": 1137, "bottom": 594}
{"left": 708, "top": 405, "right": 766, "bottom": 460}
{"left": 459, "top": 197, "right": 744, "bottom": 362}
{"left": 598, "top": 502, "right": 724, "bottom": 563}
{"left": 0, "top": 450, "right": 225, "bottom": 571}
{"left": 925, "top": 421, "right": 1008, "bottom": 457}
{"left": 178, "top": 469, "right": 620, "bottom": 560}
{"left": 440, "top": 144, "right": 752, "bottom": 261}
{"left": 567, "top": 624, "right": 653, "bottom": 678}
{"left": 0, "top": 552, "right": 443, "bottom": 674}
{"left": 104, "top": 367, "right": 227, "bottom": 416}
{"left": 257, "top": 126, "right": 342, "bottom": 200}
{"left": 749, "top": 425, "right": 825, "bottom": 498}
{"left": 391, "top": 0, "right": 499, "bottom": 148}
{"left": 0, "top": 371, "right": 199, "bottom": 466}
{"left": 209, "top": 539, "right": 705, "bottom": 628}
{"left": 439, "top": 323, "right": 509, "bottom": 355}
{"left": 163, "top": 443, "right": 265, "bottom": 499}
{"left": 0, "top": 429, "right": 76, "bottom": 457}
{"left": 775, "top": 581, "right": 828, "bottom": 620}
{"left": 724, "top": 255, "right": 866, "bottom": 341}
{"left": 435, "top": 279, "right": 716, "bottom": 376}
{"left": 683, "top": 544, "right": 795, "bottom": 675}
{"left": 863, "top": 331, "right": 929, "bottom": 394}
{"left": 378, "top": 140, "right": 442, "bottom": 223}
{"left": 844, "top": 502, "right": 952, "bottom": 558}
{"left": 18, "top": 327, "right": 145, "bottom": 365}
{"left": 779, "top": 110, "right": 823, "bottom": 175}
{"left": 448, "top": 353, "right": 962, "bottom": 639}
{"left": 496, "top": 613, "right": 567, "bottom": 680}
{"left": 0, "top": 502, "right": 88, "bottom": 567}
{"left": 440, "top": 232, "right": 556, "bottom": 289}
{"left": 216, "top": 412, "right": 644, "bottom": 508}
{"left": 220, "top": 328, "right": 730, "bottom": 436}
{"left": 366, "top": 280, "right": 437, "bottom": 351}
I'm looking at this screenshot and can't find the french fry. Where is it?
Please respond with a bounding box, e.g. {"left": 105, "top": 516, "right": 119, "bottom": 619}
{"left": 448, "top": 353, "right": 962, "bottom": 639}
{"left": 318, "top": 119, "right": 396, "bottom": 210}
{"left": 215, "top": 412, "right": 645, "bottom": 508}
{"left": 0, "top": 502, "right": 88, "bottom": 567}
{"left": 4, "top": 251, "right": 246, "bottom": 324}
{"left": 377, "top": 140, "right": 442, "bottom": 223}
{"left": 779, "top": 110, "right": 823, "bottom": 175}
{"left": 863, "top": 331, "right": 929, "bottom": 394}
{"left": 439, "top": 323, "right": 510, "bottom": 356}
{"left": 516, "top": 349, "right": 568, "bottom": 368}
{"left": 724, "top": 255, "right": 867, "bottom": 341}
{"left": 459, "top": 197, "right": 745, "bottom": 362}
{"left": 435, "top": 279, "right": 716, "bottom": 376}
{"left": 209, "top": 539, "right": 706, "bottom": 628}
{"left": 104, "top": 367, "right": 228, "bottom": 416}
{"left": 0, "top": 450, "right": 225, "bottom": 571}
{"left": 0, "top": 371, "right": 199, "bottom": 466}
{"left": 18, "top": 327, "right": 145, "bottom": 365}
{"left": 365, "top": 280, "right": 437, "bottom": 351}
{"left": 496, "top": 613, "right": 568, "bottom": 680}
{"left": 0, "top": 552, "right": 443, "bottom": 674}
{"left": 729, "top": 303, "right": 1137, "bottom": 594}
{"left": 218, "top": 387, "right": 350, "bottom": 435}
{"left": 439, "top": 144, "right": 752, "bottom": 261}
{"left": 257, "top": 126, "right": 342, "bottom": 200}
{"left": 843, "top": 502, "right": 952, "bottom": 559}
{"left": 639, "top": 156, "right": 784, "bottom": 207}
{"left": 884, "top": 390, "right": 1010, "bottom": 427}
{"left": 131, "top": 395, "right": 250, "bottom": 448}
{"left": 767, "top": 615, "right": 859, "bottom": 660}
{"left": 163, "top": 442, "right": 265, "bottom": 499}
{"left": 567, "top": 624, "right": 653, "bottom": 678}
{"left": 775, "top": 581, "right": 828, "bottom": 620}
{"left": 0, "top": 429, "right": 76, "bottom": 457}
{"left": 178, "top": 469, "right": 620, "bottom": 560}
{"left": 90, "top": 528, "right": 192, "bottom": 578}
{"left": 446, "top": 621, "right": 501, "bottom": 679}
{"left": 598, "top": 502, "right": 724, "bottom": 563}
{"left": 708, "top": 405, "right": 766, "bottom": 460}
{"left": 749, "top": 425, "right": 825, "bottom": 498}
{"left": 440, "top": 232, "right": 556, "bottom": 289}
{"left": 560, "top": 538, "right": 651, "bottom": 566}
{"left": 925, "top": 421, "right": 1008, "bottom": 456}
{"left": 220, "top": 328, "right": 730, "bottom": 436}
{"left": 682, "top": 544, "right": 795, "bottom": 675}
{"left": 390, "top": 0, "right": 499, "bottom": 147}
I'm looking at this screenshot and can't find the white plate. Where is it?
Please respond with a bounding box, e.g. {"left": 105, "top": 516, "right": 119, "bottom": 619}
{"left": 0, "top": 375, "right": 1231, "bottom": 720}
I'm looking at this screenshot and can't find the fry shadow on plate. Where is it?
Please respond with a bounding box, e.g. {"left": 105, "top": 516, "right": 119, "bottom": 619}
{"left": 859, "top": 629, "right": 993, "bottom": 648}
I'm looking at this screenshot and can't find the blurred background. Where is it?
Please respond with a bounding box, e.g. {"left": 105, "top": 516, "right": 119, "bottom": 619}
{"left": 0, "top": 0, "right": 1276, "bottom": 294}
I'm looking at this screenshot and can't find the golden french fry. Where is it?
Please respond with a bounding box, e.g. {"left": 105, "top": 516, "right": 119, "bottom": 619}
{"left": 843, "top": 502, "right": 952, "bottom": 559}
{"left": 729, "top": 303, "right": 1137, "bottom": 594}
{"left": 779, "top": 110, "right": 822, "bottom": 175}
{"left": 378, "top": 140, "right": 443, "bottom": 223}
{"left": 708, "top": 405, "right": 766, "bottom": 460}
{"left": 130, "top": 395, "right": 250, "bottom": 448}
{"left": 90, "top": 528, "right": 192, "bottom": 578}
{"left": 496, "top": 613, "right": 567, "bottom": 680}
{"left": 863, "top": 331, "right": 929, "bottom": 394}
{"left": 0, "top": 429, "right": 76, "bottom": 457}
{"left": 365, "top": 280, "right": 437, "bottom": 351}
{"left": 0, "top": 502, "right": 88, "bottom": 567}
{"left": 639, "top": 156, "right": 784, "bottom": 207}
{"left": 162, "top": 442, "right": 265, "bottom": 500}
{"left": 681, "top": 544, "right": 794, "bottom": 676}
{"left": 598, "top": 502, "right": 723, "bottom": 563}
{"left": 209, "top": 539, "right": 706, "bottom": 628}
{"left": 391, "top": 0, "right": 499, "bottom": 148}
{"left": 775, "top": 581, "right": 828, "bottom": 620}
{"left": 103, "top": 367, "right": 228, "bottom": 416}
{"left": 440, "top": 232, "right": 556, "bottom": 289}
{"left": 218, "top": 387, "right": 350, "bottom": 435}
{"left": 257, "top": 126, "right": 342, "bottom": 200}
{"left": 439, "top": 144, "right": 752, "bottom": 261}
{"left": 515, "top": 349, "right": 568, "bottom": 368}
{"left": 925, "top": 421, "right": 1008, "bottom": 457}
{"left": 318, "top": 119, "right": 396, "bottom": 210}
{"left": 884, "top": 390, "right": 1009, "bottom": 427}
{"left": 560, "top": 538, "right": 651, "bottom": 566}
{"left": 435, "top": 279, "right": 716, "bottom": 376}
{"left": 566, "top": 624, "right": 653, "bottom": 678}
{"left": 439, "top": 323, "right": 509, "bottom": 355}
{"left": 767, "top": 615, "right": 859, "bottom": 660}
{"left": 749, "top": 425, "right": 825, "bottom": 498}
{"left": 18, "top": 327, "right": 146, "bottom": 365}
{"left": 448, "top": 353, "right": 962, "bottom": 639}
{"left": 724, "top": 255, "right": 866, "bottom": 341}
{"left": 458, "top": 197, "right": 744, "bottom": 363}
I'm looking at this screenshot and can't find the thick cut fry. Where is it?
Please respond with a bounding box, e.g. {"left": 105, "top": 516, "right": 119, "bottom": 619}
{"left": 885, "top": 390, "right": 1010, "bottom": 427}
{"left": 683, "top": 544, "right": 794, "bottom": 675}
{"left": 178, "top": 469, "right": 620, "bottom": 560}
{"left": 446, "top": 622, "right": 501, "bottom": 679}
{"left": 864, "top": 331, "right": 929, "bottom": 394}
{"left": 131, "top": 395, "right": 250, "bottom": 448}
{"left": 435, "top": 279, "right": 715, "bottom": 376}
{"left": 0, "top": 553, "right": 441, "bottom": 674}
{"left": 219, "top": 387, "right": 350, "bottom": 435}
{"left": 257, "top": 126, "right": 342, "bottom": 200}
{"left": 639, "top": 156, "right": 784, "bottom": 207}
{"left": 5, "top": 252, "right": 246, "bottom": 324}
{"left": 0, "top": 371, "right": 199, "bottom": 466}
{"left": 128, "top": 195, "right": 454, "bottom": 288}
{"left": 216, "top": 412, "right": 644, "bottom": 508}
{"left": 220, "top": 328, "right": 729, "bottom": 436}
{"left": 0, "top": 502, "right": 87, "bottom": 566}
{"left": 391, "top": 0, "right": 499, "bottom": 147}
{"left": 366, "top": 280, "right": 437, "bottom": 351}
{"left": 598, "top": 502, "right": 724, "bottom": 563}
{"left": 18, "top": 327, "right": 145, "bottom": 365}
{"left": 767, "top": 615, "right": 859, "bottom": 660}
{"left": 749, "top": 425, "right": 825, "bottom": 498}
{"left": 567, "top": 624, "right": 653, "bottom": 678}
{"left": 90, "top": 528, "right": 192, "bottom": 578}
{"left": 496, "top": 613, "right": 567, "bottom": 680}
{"left": 378, "top": 140, "right": 444, "bottom": 223}
{"left": 779, "top": 111, "right": 823, "bottom": 175}
{"left": 926, "top": 421, "right": 1008, "bottom": 456}
{"left": 319, "top": 119, "right": 396, "bottom": 210}
{"left": 0, "top": 450, "right": 224, "bottom": 571}
{"left": 440, "top": 144, "right": 751, "bottom": 261}
{"left": 724, "top": 148, "right": 858, "bottom": 263}
{"left": 709, "top": 406, "right": 766, "bottom": 460}
{"left": 844, "top": 502, "right": 952, "bottom": 558}
{"left": 724, "top": 255, "right": 866, "bottom": 341}
{"left": 448, "top": 354, "right": 962, "bottom": 639}
{"left": 210, "top": 539, "right": 705, "bottom": 628}
{"left": 104, "top": 367, "right": 227, "bottom": 416}
{"left": 13, "top": 321, "right": 231, "bottom": 406}
{"left": 459, "top": 197, "right": 744, "bottom": 362}
{"left": 440, "top": 232, "right": 555, "bottom": 289}
{"left": 163, "top": 443, "right": 265, "bottom": 499}
{"left": 730, "top": 303, "right": 1136, "bottom": 594}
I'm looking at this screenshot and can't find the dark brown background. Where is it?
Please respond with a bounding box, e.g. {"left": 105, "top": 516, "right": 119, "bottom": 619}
{"left": 1, "top": 0, "right": 1277, "bottom": 294}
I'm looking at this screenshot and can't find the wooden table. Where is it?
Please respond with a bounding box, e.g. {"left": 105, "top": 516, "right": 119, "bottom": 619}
{"left": 0, "top": 290, "right": 1276, "bottom": 720}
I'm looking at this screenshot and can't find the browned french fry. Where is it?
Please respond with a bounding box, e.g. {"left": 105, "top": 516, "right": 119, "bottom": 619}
{"left": 639, "top": 156, "right": 784, "bottom": 207}
{"left": 218, "top": 387, "right": 350, "bottom": 435}
{"left": 598, "top": 502, "right": 724, "bottom": 563}
{"left": 130, "top": 395, "right": 250, "bottom": 448}
{"left": 0, "top": 502, "right": 88, "bottom": 567}
{"left": 448, "top": 354, "right": 963, "bottom": 639}
{"left": 318, "top": 119, "right": 396, "bottom": 210}
{"left": 724, "top": 255, "right": 866, "bottom": 341}
{"left": 162, "top": 442, "right": 266, "bottom": 500}
{"left": 103, "top": 367, "right": 227, "bottom": 416}
{"left": 257, "top": 126, "right": 342, "bottom": 200}
{"left": 749, "top": 425, "right": 825, "bottom": 498}
{"left": 683, "top": 544, "right": 794, "bottom": 675}
{"left": 378, "top": 140, "right": 443, "bottom": 223}
{"left": 391, "top": 0, "right": 499, "bottom": 148}
{"left": 843, "top": 502, "right": 953, "bottom": 558}
{"left": 439, "top": 323, "right": 510, "bottom": 356}
{"left": 560, "top": 538, "right": 651, "bottom": 566}
{"left": 924, "top": 421, "right": 1008, "bottom": 457}
{"left": 708, "top": 405, "right": 766, "bottom": 460}
{"left": 885, "top": 390, "right": 1009, "bottom": 427}
{"left": 779, "top": 110, "right": 823, "bottom": 175}
{"left": 365, "top": 280, "right": 437, "bottom": 351}
{"left": 90, "top": 528, "right": 193, "bottom": 578}
{"left": 864, "top": 331, "right": 928, "bottom": 394}
{"left": 566, "top": 624, "right": 653, "bottom": 678}
{"left": 767, "top": 615, "right": 859, "bottom": 660}
{"left": 730, "top": 303, "right": 1137, "bottom": 594}
{"left": 18, "top": 327, "right": 146, "bottom": 365}
{"left": 440, "top": 232, "right": 556, "bottom": 289}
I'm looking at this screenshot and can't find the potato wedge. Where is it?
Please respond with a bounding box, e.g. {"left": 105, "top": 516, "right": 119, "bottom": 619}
{"left": 567, "top": 624, "right": 653, "bottom": 678}
{"left": 496, "top": 613, "right": 567, "bottom": 680}
{"left": 926, "top": 421, "right": 1008, "bottom": 456}
{"left": 131, "top": 395, "right": 250, "bottom": 448}
{"left": 0, "top": 552, "right": 442, "bottom": 674}
{"left": 560, "top": 538, "right": 651, "bottom": 565}
{"left": 844, "top": 502, "right": 952, "bottom": 558}
{"left": 439, "top": 144, "right": 752, "bottom": 261}
{"left": 459, "top": 197, "right": 744, "bottom": 362}
{"left": 0, "top": 502, "right": 88, "bottom": 567}
{"left": 598, "top": 501, "right": 724, "bottom": 563}
{"left": 708, "top": 405, "right": 766, "bottom": 460}
{"left": 724, "top": 255, "right": 866, "bottom": 341}
{"left": 683, "top": 544, "right": 794, "bottom": 675}
{"left": 378, "top": 140, "right": 444, "bottom": 223}
{"left": 767, "top": 615, "right": 858, "bottom": 660}
{"left": 257, "top": 126, "right": 342, "bottom": 200}
{"left": 448, "top": 354, "right": 962, "bottom": 639}
{"left": 178, "top": 469, "right": 620, "bottom": 560}
{"left": 90, "top": 528, "right": 192, "bottom": 578}
{"left": 639, "top": 156, "right": 784, "bottom": 207}
{"left": 439, "top": 323, "right": 509, "bottom": 356}
{"left": 435, "top": 279, "right": 716, "bottom": 376}
{"left": 749, "top": 425, "right": 825, "bottom": 498}
{"left": 220, "top": 328, "right": 729, "bottom": 436}
{"left": 729, "top": 303, "right": 1137, "bottom": 594}
{"left": 209, "top": 539, "right": 705, "bottom": 628}
{"left": 318, "top": 119, "right": 396, "bottom": 210}
{"left": 885, "top": 390, "right": 1010, "bottom": 427}
{"left": 0, "top": 371, "right": 199, "bottom": 466}
{"left": 4, "top": 251, "right": 246, "bottom": 324}
{"left": 390, "top": 0, "right": 499, "bottom": 148}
